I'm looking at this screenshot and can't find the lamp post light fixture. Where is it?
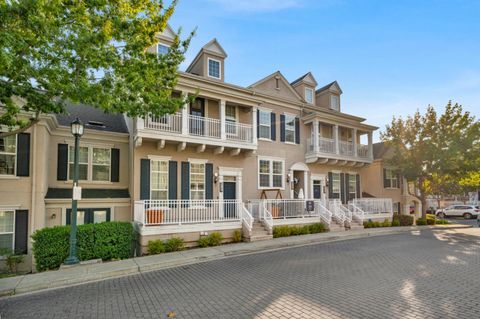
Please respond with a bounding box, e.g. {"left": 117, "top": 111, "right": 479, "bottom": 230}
{"left": 64, "top": 118, "right": 84, "bottom": 265}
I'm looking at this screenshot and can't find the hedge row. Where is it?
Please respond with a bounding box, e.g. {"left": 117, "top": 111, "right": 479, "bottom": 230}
{"left": 31, "top": 222, "right": 134, "bottom": 272}
{"left": 273, "top": 223, "right": 327, "bottom": 238}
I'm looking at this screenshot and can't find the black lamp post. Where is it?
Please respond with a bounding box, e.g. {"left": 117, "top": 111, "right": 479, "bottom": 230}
{"left": 64, "top": 118, "right": 84, "bottom": 265}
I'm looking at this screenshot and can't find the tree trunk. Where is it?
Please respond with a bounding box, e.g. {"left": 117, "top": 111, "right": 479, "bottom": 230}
{"left": 418, "top": 177, "right": 427, "bottom": 219}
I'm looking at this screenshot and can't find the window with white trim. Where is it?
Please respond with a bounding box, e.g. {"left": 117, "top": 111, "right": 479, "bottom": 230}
{"left": 68, "top": 146, "right": 111, "bottom": 181}
{"left": 0, "top": 134, "right": 16, "bottom": 176}
{"left": 348, "top": 174, "right": 357, "bottom": 199}
{"left": 305, "top": 87, "right": 314, "bottom": 104}
{"left": 259, "top": 110, "right": 271, "bottom": 139}
{"left": 331, "top": 173, "right": 341, "bottom": 197}
{"left": 384, "top": 168, "right": 399, "bottom": 188}
{"left": 225, "top": 105, "right": 237, "bottom": 135}
{"left": 190, "top": 163, "right": 205, "bottom": 200}
{"left": 285, "top": 114, "right": 296, "bottom": 143}
{"left": 151, "top": 160, "right": 168, "bottom": 200}
{"left": 208, "top": 59, "right": 220, "bottom": 79}
{"left": 331, "top": 95, "right": 339, "bottom": 111}
{"left": 258, "top": 159, "right": 284, "bottom": 188}
{"left": 157, "top": 44, "right": 169, "bottom": 55}
{"left": 0, "top": 210, "right": 14, "bottom": 252}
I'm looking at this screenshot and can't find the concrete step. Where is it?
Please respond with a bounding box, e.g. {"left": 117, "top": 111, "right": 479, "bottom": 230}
{"left": 245, "top": 234, "right": 273, "bottom": 242}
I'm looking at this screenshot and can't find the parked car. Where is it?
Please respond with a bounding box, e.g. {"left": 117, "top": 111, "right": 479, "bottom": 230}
{"left": 436, "top": 205, "right": 480, "bottom": 219}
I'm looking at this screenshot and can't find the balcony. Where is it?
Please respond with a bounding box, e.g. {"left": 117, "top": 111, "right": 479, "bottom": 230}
{"left": 306, "top": 137, "right": 373, "bottom": 166}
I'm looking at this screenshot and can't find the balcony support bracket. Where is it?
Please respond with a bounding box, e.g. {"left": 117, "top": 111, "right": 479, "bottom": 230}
{"left": 196, "top": 144, "right": 206, "bottom": 153}
{"left": 230, "top": 148, "right": 241, "bottom": 156}
{"left": 157, "top": 140, "right": 165, "bottom": 150}
{"left": 177, "top": 141, "right": 186, "bottom": 152}
{"left": 214, "top": 146, "right": 224, "bottom": 155}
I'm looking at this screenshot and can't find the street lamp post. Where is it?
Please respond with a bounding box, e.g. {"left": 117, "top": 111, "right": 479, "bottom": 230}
{"left": 64, "top": 118, "right": 84, "bottom": 265}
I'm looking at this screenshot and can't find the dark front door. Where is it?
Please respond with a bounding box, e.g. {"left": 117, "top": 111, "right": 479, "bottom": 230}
{"left": 223, "top": 181, "right": 237, "bottom": 218}
{"left": 313, "top": 180, "right": 322, "bottom": 199}
{"left": 190, "top": 98, "right": 205, "bottom": 135}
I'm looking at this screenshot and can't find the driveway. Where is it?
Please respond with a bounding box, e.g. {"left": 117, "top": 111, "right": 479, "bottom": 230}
{"left": 1, "top": 228, "right": 479, "bottom": 319}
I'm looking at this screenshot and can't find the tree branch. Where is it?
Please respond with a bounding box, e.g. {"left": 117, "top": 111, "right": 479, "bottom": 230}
{"left": 0, "top": 112, "right": 40, "bottom": 138}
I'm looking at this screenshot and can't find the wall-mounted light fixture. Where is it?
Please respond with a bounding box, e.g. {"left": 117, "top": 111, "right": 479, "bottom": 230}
{"left": 286, "top": 173, "right": 291, "bottom": 183}
{"left": 214, "top": 172, "right": 218, "bottom": 184}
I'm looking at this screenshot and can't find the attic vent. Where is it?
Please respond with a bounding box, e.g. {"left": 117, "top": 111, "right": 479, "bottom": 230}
{"left": 87, "top": 121, "right": 105, "bottom": 127}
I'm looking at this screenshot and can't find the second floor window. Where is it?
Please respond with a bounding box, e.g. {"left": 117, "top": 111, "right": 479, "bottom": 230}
{"left": 305, "top": 88, "right": 314, "bottom": 104}
{"left": 151, "top": 160, "right": 168, "bottom": 200}
{"left": 259, "top": 110, "right": 271, "bottom": 139}
{"left": 331, "top": 95, "right": 339, "bottom": 111}
{"left": 384, "top": 168, "right": 399, "bottom": 188}
{"left": 285, "top": 115, "right": 296, "bottom": 143}
{"left": 157, "top": 44, "right": 169, "bottom": 55}
{"left": 208, "top": 59, "right": 220, "bottom": 79}
{"left": 68, "top": 146, "right": 111, "bottom": 181}
{"left": 0, "top": 134, "right": 16, "bottom": 176}
{"left": 225, "top": 105, "right": 237, "bottom": 135}
{"left": 190, "top": 163, "right": 205, "bottom": 200}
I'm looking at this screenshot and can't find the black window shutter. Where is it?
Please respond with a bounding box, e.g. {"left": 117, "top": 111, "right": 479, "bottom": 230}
{"left": 140, "top": 159, "right": 150, "bottom": 200}
{"left": 295, "top": 117, "right": 300, "bottom": 144}
{"left": 181, "top": 161, "right": 190, "bottom": 200}
{"left": 340, "top": 173, "right": 346, "bottom": 204}
{"left": 280, "top": 114, "right": 286, "bottom": 142}
{"left": 168, "top": 161, "right": 177, "bottom": 200}
{"left": 205, "top": 163, "right": 213, "bottom": 200}
{"left": 356, "top": 174, "right": 361, "bottom": 199}
{"left": 57, "top": 144, "right": 68, "bottom": 181}
{"left": 383, "top": 168, "right": 390, "bottom": 188}
{"left": 110, "top": 148, "right": 120, "bottom": 182}
{"left": 328, "top": 172, "right": 333, "bottom": 199}
{"left": 16, "top": 133, "right": 30, "bottom": 177}
{"left": 14, "top": 210, "right": 28, "bottom": 254}
{"left": 256, "top": 110, "right": 260, "bottom": 138}
{"left": 270, "top": 112, "right": 276, "bottom": 141}
{"left": 398, "top": 202, "right": 401, "bottom": 214}
{"left": 396, "top": 173, "right": 401, "bottom": 188}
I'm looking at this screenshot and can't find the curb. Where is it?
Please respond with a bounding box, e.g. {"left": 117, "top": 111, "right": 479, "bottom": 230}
{"left": 0, "top": 224, "right": 473, "bottom": 297}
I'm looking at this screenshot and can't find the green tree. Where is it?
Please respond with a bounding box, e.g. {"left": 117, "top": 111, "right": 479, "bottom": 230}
{"left": 381, "top": 102, "right": 480, "bottom": 218}
{"left": 0, "top": 0, "right": 193, "bottom": 137}
{"left": 459, "top": 171, "right": 480, "bottom": 191}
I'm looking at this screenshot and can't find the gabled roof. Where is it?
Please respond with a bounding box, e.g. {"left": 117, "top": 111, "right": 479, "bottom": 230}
{"left": 157, "top": 24, "right": 177, "bottom": 41}
{"left": 248, "top": 71, "right": 303, "bottom": 101}
{"left": 316, "top": 80, "right": 343, "bottom": 94}
{"left": 290, "top": 72, "right": 318, "bottom": 87}
{"left": 186, "top": 38, "right": 227, "bottom": 73}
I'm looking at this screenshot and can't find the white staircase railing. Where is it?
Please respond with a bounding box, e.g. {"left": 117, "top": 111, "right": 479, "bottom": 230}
{"left": 241, "top": 204, "right": 253, "bottom": 233}
{"left": 314, "top": 200, "right": 332, "bottom": 226}
{"left": 347, "top": 202, "right": 365, "bottom": 223}
{"left": 329, "top": 199, "right": 347, "bottom": 224}
{"left": 259, "top": 201, "right": 273, "bottom": 234}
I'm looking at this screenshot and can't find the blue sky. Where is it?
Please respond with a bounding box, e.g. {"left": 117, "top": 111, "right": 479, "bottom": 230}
{"left": 170, "top": 0, "right": 480, "bottom": 141}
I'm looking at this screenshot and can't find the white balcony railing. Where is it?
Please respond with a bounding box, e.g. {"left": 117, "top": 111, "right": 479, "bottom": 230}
{"left": 226, "top": 121, "right": 253, "bottom": 143}
{"left": 319, "top": 137, "right": 336, "bottom": 153}
{"left": 145, "top": 113, "right": 182, "bottom": 133}
{"left": 357, "top": 144, "right": 369, "bottom": 158}
{"left": 189, "top": 114, "right": 221, "bottom": 139}
{"left": 339, "top": 141, "right": 354, "bottom": 156}
{"left": 134, "top": 199, "right": 242, "bottom": 226}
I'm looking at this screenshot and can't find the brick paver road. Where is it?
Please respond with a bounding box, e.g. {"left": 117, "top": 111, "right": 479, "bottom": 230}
{"left": 1, "top": 229, "right": 480, "bottom": 319}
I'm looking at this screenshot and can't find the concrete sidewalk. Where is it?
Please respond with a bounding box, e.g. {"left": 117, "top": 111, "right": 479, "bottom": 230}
{"left": 0, "top": 224, "right": 472, "bottom": 297}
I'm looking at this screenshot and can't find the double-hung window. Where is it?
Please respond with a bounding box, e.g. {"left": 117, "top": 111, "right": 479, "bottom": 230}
{"left": 190, "top": 163, "right": 205, "bottom": 200}
{"left": 208, "top": 58, "right": 220, "bottom": 79}
{"left": 259, "top": 110, "right": 271, "bottom": 139}
{"left": 0, "top": 134, "right": 16, "bottom": 176}
{"left": 258, "top": 159, "right": 284, "bottom": 189}
{"left": 348, "top": 174, "right": 357, "bottom": 199}
{"left": 69, "top": 146, "right": 89, "bottom": 180}
{"left": 331, "top": 95, "right": 339, "bottom": 111}
{"left": 285, "top": 114, "right": 296, "bottom": 143}
{"left": 157, "top": 44, "right": 169, "bottom": 55}
{"left": 150, "top": 160, "right": 168, "bottom": 200}
{"left": 225, "top": 105, "right": 237, "bottom": 136}
{"left": 0, "top": 210, "right": 14, "bottom": 251}
{"left": 305, "top": 88, "right": 314, "bottom": 104}
{"left": 92, "top": 148, "right": 111, "bottom": 181}
{"left": 331, "top": 173, "right": 341, "bottom": 198}
{"left": 384, "top": 168, "right": 399, "bottom": 188}
{"left": 68, "top": 146, "right": 111, "bottom": 182}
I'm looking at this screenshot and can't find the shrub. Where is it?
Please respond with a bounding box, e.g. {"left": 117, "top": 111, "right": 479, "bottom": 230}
{"left": 198, "top": 236, "right": 210, "bottom": 248}
{"left": 232, "top": 230, "right": 242, "bottom": 243}
{"left": 382, "top": 219, "right": 391, "bottom": 227}
{"left": 0, "top": 249, "right": 25, "bottom": 273}
{"left": 273, "top": 225, "right": 291, "bottom": 238}
{"left": 391, "top": 219, "right": 400, "bottom": 227}
{"left": 436, "top": 219, "right": 449, "bottom": 225}
{"left": 272, "top": 223, "right": 326, "bottom": 238}
{"left": 165, "top": 237, "right": 185, "bottom": 252}
{"left": 308, "top": 223, "right": 326, "bottom": 234}
{"left": 198, "top": 232, "right": 224, "bottom": 247}
{"left": 426, "top": 214, "right": 436, "bottom": 225}
{"left": 399, "top": 215, "right": 414, "bottom": 226}
{"left": 147, "top": 240, "right": 165, "bottom": 255}
{"left": 416, "top": 218, "right": 427, "bottom": 226}
{"left": 31, "top": 222, "right": 134, "bottom": 272}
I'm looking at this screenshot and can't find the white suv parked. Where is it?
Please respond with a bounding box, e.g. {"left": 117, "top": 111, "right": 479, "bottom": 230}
{"left": 436, "top": 205, "right": 480, "bottom": 219}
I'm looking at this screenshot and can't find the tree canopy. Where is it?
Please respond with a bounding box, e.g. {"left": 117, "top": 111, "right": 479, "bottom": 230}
{"left": 381, "top": 102, "right": 480, "bottom": 217}
{"left": 0, "top": 0, "right": 193, "bottom": 137}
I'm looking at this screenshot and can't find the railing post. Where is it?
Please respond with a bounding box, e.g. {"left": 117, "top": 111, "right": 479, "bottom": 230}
{"left": 220, "top": 99, "right": 226, "bottom": 140}
{"left": 368, "top": 132, "right": 373, "bottom": 159}
{"left": 334, "top": 124, "right": 339, "bottom": 154}
{"left": 181, "top": 93, "right": 189, "bottom": 136}
{"left": 353, "top": 128, "right": 357, "bottom": 157}
{"left": 252, "top": 106, "right": 258, "bottom": 144}
{"left": 313, "top": 121, "right": 319, "bottom": 153}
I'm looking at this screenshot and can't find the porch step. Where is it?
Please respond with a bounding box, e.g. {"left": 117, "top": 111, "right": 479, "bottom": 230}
{"left": 245, "top": 234, "right": 273, "bottom": 242}
{"left": 328, "top": 223, "right": 346, "bottom": 232}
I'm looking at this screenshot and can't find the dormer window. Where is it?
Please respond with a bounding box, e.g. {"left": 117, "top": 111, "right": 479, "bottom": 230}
{"left": 157, "top": 44, "right": 169, "bottom": 55}
{"left": 331, "top": 95, "right": 340, "bottom": 111}
{"left": 208, "top": 58, "right": 221, "bottom": 79}
{"left": 305, "top": 88, "right": 314, "bottom": 104}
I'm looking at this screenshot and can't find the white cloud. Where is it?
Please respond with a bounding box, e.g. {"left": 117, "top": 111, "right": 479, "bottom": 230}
{"left": 206, "top": 0, "right": 301, "bottom": 12}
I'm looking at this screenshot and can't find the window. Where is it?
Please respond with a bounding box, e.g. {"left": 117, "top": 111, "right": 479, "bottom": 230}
{"left": 66, "top": 208, "right": 111, "bottom": 225}
{"left": 0, "top": 134, "right": 16, "bottom": 176}
{"left": 225, "top": 105, "right": 237, "bottom": 135}
{"left": 384, "top": 168, "right": 399, "bottom": 188}
{"left": 348, "top": 174, "right": 357, "bottom": 199}
{"left": 0, "top": 210, "right": 14, "bottom": 251}
{"left": 331, "top": 173, "right": 341, "bottom": 198}
{"left": 305, "top": 88, "right": 314, "bottom": 104}
{"left": 151, "top": 160, "right": 168, "bottom": 200}
{"left": 258, "top": 159, "right": 284, "bottom": 188}
{"left": 331, "top": 95, "right": 339, "bottom": 111}
{"left": 259, "top": 110, "right": 271, "bottom": 139}
{"left": 208, "top": 58, "right": 220, "bottom": 79}
{"left": 285, "top": 114, "right": 295, "bottom": 143}
{"left": 190, "top": 163, "right": 205, "bottom": 200}
{"left": 157, "top": 44, "right": 169, "bottom": 55}
{"left": 68, "top": 146, "right": 111, "bottom": 182}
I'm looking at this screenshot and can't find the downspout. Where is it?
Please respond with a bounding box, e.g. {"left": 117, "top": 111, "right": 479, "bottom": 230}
{"left": 30, "top": 124, "right": 36, "bottom": 268}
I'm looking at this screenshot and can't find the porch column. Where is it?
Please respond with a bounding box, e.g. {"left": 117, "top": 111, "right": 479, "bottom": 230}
{"left": 220, "top": 99, "right": 226, "bottom": 140}
{"left": 368, "top": 132, "right": 373, "bottom": 159}
{"left": 313, "top": 121, "right": 319, "bottom": 153}
{"left": 303, "top": 171, "right": 309, "bottom": 199}
{"left": 137, "top": 117, "right": 145, "bottom": 130}
{"left": 252, "top": 106, "right": 258, "bottom": 144}
{"left": 353, "top": 128, "right": 358, "bottom": 157}
{"left": 181, "top": 92, "right": 189, "bottom": 136}
{"left": 219, "top": 175, "right": 224, "bottom": 217}
{"left": 334, "top": 124, "right": 340, "bottom": 154}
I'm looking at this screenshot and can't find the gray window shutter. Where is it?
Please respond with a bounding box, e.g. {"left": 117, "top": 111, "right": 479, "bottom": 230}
{"left": 140, "top": 159, "right": 150, "bottom": 200}
{"left": 328, "top": 172, "right": 333, "bottom": 199}
{"left": 340, "top": 173, "right": 346, "bottom": 204}
{"left": 270, "top": 112, "right": 276, "bottom": 141}
{"left": 57, "top": 144, "right": 68, "bottom": 181}
{"left": 356, "top": 174, "right": 361, "bottom": 198}
{"left": 110, "top": 148, "right": 120, "bottom": 182}
{"left": 205, "top": 163, "right": 213, "bottom": 200}
{"left": 383, "top": 168, "right": 390, "bottom": 188}
{"left": 256, "top": 110, "right": 260, "bottom": 138}
{"left": 15, "top": 210, "right": 28, "bottom": 254}
{"left": 168, "top": 161, "right": 177, "bottom": 200}
{"left": 181, "top": 161, "right": 190, "bottom": 200}
{"left": 16, "top": 133, "right": 30, "bottom": 177}
{"left": 280, "top": 114, "right": 285, "bottom": 142}
{"left": 295, "top": 117, "right": 300, "bottom": 144}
